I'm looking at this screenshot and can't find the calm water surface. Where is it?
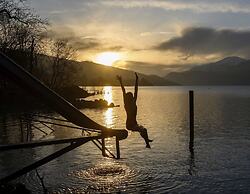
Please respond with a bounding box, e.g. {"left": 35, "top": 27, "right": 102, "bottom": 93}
{"left": 0, "top": 86, "right": 250, "bottom": 193}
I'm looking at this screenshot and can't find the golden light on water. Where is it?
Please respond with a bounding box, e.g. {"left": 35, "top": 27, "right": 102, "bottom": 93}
{"left": 103, "top": 86, "right": 113, "bottom": 104}
{"left": 103, "top": 86, "right": 113, "bottom": 128}
{"left": 94, "top": 52, "right": 121, "bottom": 66}
{"left": 105, "top": 109, "right": 113, "bottom": 128}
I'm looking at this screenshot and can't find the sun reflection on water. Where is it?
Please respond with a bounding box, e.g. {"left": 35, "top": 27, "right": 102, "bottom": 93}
{"left": 103, "top": 86, "right": 113, "bottom": 128}
{"left": 103, "top": 86, "right": 112, "bottom": 105}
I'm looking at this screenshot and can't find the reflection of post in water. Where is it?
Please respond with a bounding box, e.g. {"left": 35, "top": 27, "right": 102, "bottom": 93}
{"left": 189, "top": 90, "right": 194, "bottom": 152}
{"left": 188, "top": 91, "right": 197, "bottom": 175}
{"left": 188, "top": 149, "right": 196, "bottom": 176}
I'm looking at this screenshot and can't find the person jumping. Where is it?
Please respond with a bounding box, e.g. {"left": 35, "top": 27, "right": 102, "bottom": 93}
{"left": 117, "top": 73, "right": 153, "bottom": 148}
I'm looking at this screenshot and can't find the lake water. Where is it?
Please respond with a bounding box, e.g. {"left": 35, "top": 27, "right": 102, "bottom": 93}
{"left": 1, "top": 86, "right": 250, "bottom": 193}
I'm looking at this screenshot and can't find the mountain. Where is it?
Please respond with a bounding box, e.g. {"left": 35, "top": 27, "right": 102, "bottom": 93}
{"left": 35, "top": 54, "right": 176, "bottom": 86}
{"left": 113, "top": 60, "right": 185, "bottom": 77}
{"left": 190, "top": 56, "right": 245, "bottom": 72}
{"left": 72, "top": 61, "right": 176, "bottom": 86}
{"left": 165, "top": 56, "right": 250, "bottom": 85}
{"left": 1, "top": 50, "right": 177, "bottom": 87}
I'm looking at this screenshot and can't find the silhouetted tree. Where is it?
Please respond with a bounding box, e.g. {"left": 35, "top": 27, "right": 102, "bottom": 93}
{"left": 0, "top": 1, "right": 81, "bottom": 90}
{"left": 0, "top": 0, "right": 47, "bottom": 72}
{"left": 48, "top": 39, "right": 77, "bottom": 89}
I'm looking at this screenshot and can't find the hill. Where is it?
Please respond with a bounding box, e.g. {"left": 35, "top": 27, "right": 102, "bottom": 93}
{"left": 36, "top": 54, "right": 176, "bottom": 86}
{"left": 165, "top": 56, "right": 250, "bottom": 85}
{"left": 74, "top": 61, "right": 177, "bottom": 86}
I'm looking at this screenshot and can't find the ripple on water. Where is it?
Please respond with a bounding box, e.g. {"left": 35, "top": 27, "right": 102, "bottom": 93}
{"left": 66, "top": 160, "right": 138, "bottom": 193}
{"left": 52, "top": 159, "right": 182, "bottom": 193}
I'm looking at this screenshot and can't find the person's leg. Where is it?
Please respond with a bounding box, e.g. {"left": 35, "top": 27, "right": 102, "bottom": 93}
{"left": 136, "top": 125, "right": 152, "bottom": 148}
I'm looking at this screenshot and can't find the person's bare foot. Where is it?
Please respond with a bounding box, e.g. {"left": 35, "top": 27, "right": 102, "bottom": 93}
{"left": 146, "top": 143, "right": 151, "bottom": 148}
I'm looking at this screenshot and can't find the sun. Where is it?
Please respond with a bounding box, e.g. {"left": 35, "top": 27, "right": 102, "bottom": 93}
{"left": 94, "top": 52, "right": 121, "bottom": 66}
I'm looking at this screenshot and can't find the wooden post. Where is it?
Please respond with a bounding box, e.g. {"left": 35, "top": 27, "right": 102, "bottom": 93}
{"left": 101, "top": 138, "right": 106, "bottom": 157}
{"left": 116, "top": 137, "right": 120, "bottom": 159}
{"left": 189, "top": 90, "right": 194, "bottom": 152}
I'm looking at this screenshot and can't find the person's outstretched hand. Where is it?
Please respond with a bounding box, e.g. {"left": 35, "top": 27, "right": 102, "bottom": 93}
{"left": 116, "top": 75, "right": 122, "bottom": 82}
{"left": 135, "top": 72, "right": 138, "bottom": 79}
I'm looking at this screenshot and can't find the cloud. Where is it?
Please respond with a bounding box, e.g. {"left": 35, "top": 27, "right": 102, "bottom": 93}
{"left": 100, "top": 0, "right": 250, "bottom": 14}
{"left": 44, "top": 27, "right": 125, "bottom": 51}
{"left": 154, "top": 27, "right": 250, "bottom": 58}
{"left": 43, "top": 29, "right": 100, "bottom": 50}
{"left": 67, "top": 37, "right": 125, "bottom": 51}
{"left": 140, "top": 31, "right": 174, "bottom": 37}
{"left": 66, "top": 37, "right": 125, "bottom": 52}
{"left": 68, "top": 38, "right": 100, "bottom": 50}
{"left": 40, "top": 0, "right": 250, "bottom": 14}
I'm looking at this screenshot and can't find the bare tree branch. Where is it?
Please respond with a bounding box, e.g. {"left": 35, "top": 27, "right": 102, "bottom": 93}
{"left": 0, "top": 8, "right": 28, "bottom": 24}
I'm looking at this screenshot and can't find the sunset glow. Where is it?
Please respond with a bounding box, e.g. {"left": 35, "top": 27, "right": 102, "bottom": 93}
{"left": 103, "top": 86, "right": 113, "bottom": 128}
{"left": 94, "top": 52, "right": 121, "bottom": 66}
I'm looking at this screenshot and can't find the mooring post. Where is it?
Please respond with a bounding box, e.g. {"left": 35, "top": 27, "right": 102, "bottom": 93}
{"left": 101, "top": 138, "right": 106, "bottom": 157}
{"left": 116, "top": 137, "right": 120, "bottom": 159}
{"left": 189, "top": 90, "right": 194, "bottom": 152}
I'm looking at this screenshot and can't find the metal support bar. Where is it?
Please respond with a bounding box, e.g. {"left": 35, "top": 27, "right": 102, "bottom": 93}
{"left": 101, "top": 138, "right": 106, "bottom": 157}
{"left": 0, "top": 137, "right": 95, "bottom": 184}
{"left": 96, "top": 139, "right": 116, "bottom": 158}
{"left": 85, "top": 130, "right": 116, "bottom": 158}
{"left": 30, "top": 114, "right": 70, "bottom": 122}
{"left": 29, "top": 119, "right": 100, "bottom": 133}
{"left": 0, "top": 136, "right": 101, "bottom": 151}
{"left": 38, "top": 121, "right": 54, "bottom": 132}
{"left": 31, "top": 124, "right": 48, "bottom": 135}
{"left": 116, "top": 137, "right": 120, "bottom": 159}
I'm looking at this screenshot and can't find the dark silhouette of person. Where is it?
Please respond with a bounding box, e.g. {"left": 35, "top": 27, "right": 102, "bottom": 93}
{"left": 117, "top": 73, "right": 153, "bottom": 148}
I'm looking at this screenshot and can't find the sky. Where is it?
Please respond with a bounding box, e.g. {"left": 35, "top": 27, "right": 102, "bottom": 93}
{"left": 28, "top": 0, "right": 250, "bottom": 76}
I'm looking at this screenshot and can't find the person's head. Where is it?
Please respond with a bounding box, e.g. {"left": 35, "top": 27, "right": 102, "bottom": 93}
{"left": 125, "top": 92, "right": 133, "bottom": 102}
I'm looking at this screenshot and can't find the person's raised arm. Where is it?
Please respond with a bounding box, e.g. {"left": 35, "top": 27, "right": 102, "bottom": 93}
{"left": 117, "top": 75, "right": 126, "bottom": 98}
{"left": 134, "top": 72, "right": 138, "bottom": 101}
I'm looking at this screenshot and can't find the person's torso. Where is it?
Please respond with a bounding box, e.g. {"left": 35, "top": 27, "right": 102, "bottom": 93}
{"left": 124, "top": 100, "right": 137, "bottom": 128}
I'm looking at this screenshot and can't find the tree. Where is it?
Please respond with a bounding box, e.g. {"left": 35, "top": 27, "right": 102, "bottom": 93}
{"left": 48, "top": 39, "right": 77, "bottom": 89}
{"left": 0, "top": 1, "right": 79, "bottom": 90}
{"left": 0, "top": 0, "right": 47, "bottom": 72}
